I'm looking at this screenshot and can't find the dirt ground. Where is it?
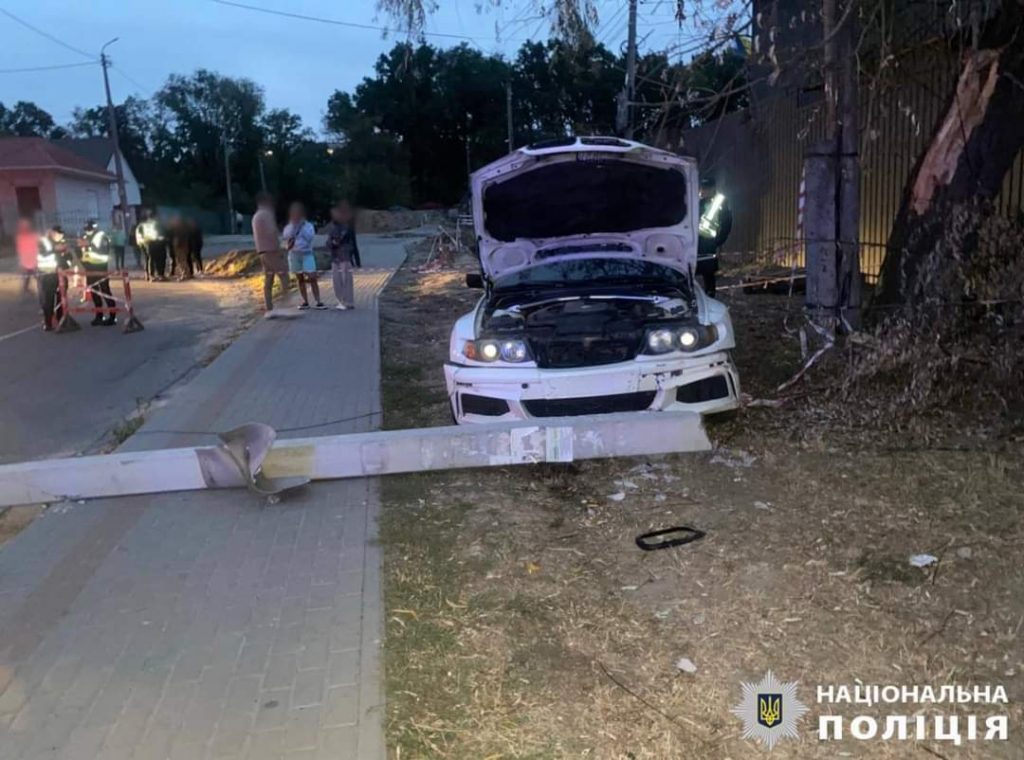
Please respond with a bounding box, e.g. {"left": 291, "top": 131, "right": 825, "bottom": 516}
{"left": 377, "top": 243, "right": 1024, "bottom": 758}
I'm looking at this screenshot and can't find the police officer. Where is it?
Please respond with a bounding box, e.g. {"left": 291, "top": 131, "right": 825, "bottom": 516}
{"left": 79, "top": 219, "right": 117, "bottom": 326}
{"left": 36, "top": 226, "right": 72, "bottom": 332}
{"left": 137, "top": 210, "right": 168, "bottom": 281}
{"left": 696, "top": 176, "right": 733, "bottom": 298}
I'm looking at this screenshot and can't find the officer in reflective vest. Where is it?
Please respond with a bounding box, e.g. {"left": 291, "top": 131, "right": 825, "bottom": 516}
{"left": 136, "top": 211, "right": 167, "bottom": 282}
{"left": 696, "top": 176, "right": 733, "bottom": 297}
{"left": 79, "top": 219, "right": 117, "bottom": 326}
{"left": 36, "top": 227, "right": 72, "bottom": 332}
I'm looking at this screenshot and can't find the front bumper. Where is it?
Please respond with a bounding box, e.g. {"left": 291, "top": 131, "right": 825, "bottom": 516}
{"left": 445, "top": 351, "right": 740, "bottom": 424}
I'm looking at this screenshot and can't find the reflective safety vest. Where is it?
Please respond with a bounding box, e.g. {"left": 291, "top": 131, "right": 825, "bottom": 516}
{"left": 37, "top": 237, "right": 58, "bottom": 273}
{"left": 138, "top": 219, "right": 162, "bottom": 244}
{"left": 81, "top": 230, "right": 110, "bottom": 266}
{"left": 698, "top": 193, "right": 727, "bottom": 238}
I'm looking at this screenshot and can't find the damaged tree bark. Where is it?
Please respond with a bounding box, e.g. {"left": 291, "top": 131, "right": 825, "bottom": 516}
{"left": 875, "top": 0, "right": 1024, "bottom": 307}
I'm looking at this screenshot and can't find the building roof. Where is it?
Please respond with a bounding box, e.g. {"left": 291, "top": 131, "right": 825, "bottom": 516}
{"left": 0, "top": 137, "right": 115, "bottom": 181}
{"left": 54, "top": 137, "right": 116, "bottom": 170}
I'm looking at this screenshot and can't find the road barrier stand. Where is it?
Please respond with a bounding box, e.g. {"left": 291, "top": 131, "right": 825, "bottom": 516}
{"left": 55, "top": 268, "right": 144, "bottom": 334}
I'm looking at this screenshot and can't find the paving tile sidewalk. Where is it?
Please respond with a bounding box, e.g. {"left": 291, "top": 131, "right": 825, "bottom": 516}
{"left": 0, "top": 234, "right": 414, "bottom": 760}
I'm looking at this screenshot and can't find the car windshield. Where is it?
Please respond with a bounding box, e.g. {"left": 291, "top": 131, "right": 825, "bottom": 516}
{"left": 493, "top": 257, "right": 690, "bottom": 292}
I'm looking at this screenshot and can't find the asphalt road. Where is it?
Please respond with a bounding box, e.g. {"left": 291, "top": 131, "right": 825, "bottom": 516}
{"left": 0, "top": 270, "right": 253, "bottom": 464}
{"left": 0, "top": 232, "right": 414, "bottom": 465}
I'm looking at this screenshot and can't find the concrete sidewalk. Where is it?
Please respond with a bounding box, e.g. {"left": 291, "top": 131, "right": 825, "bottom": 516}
{"left": 0, "top": 234, "right": 414, "bottom": 759}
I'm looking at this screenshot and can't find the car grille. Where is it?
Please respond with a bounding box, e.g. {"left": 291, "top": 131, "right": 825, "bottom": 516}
{"left": 532, "top": 338, "right": 640, "bottom": 369}
{"left": 523, "top": 391, "right": 656, "bottom": 417}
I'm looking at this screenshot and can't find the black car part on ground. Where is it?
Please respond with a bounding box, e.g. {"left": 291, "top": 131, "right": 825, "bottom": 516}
{"left": 635, "top": 526, "right": 706, "bottom": 551}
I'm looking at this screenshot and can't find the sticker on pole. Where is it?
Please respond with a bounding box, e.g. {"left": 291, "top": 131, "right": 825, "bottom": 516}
{"left": 545, "top": 426, "right": 574, "bottom": 463}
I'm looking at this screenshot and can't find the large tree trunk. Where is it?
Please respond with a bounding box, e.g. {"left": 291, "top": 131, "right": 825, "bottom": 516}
{"left": 874, "top": 0, "right": 1024, "bottom": 307}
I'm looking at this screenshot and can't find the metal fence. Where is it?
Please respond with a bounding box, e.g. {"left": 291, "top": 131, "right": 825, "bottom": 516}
{"left": 676, "top": 51, "right": 1024, "bottom": 283}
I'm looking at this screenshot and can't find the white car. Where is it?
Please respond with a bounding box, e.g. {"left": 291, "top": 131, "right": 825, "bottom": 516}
{"left": 444, "top": 136, "right": 740, "bottom": 424}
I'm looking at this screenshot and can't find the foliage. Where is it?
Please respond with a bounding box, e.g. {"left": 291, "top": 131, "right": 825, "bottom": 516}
{"left": 0, "top": 100, "right": 63, "bottom": 138}
{"left": 327, "top": 39, "right": 749, "bottom": 205}
{"left": 4, "top": 29, "right": 750, "bottom": 214}
{"left": 832, "top": 207, "right": 1024, "bottom": 431}
{"left": 70, "top": 96, "right": 155, "bottom": 180}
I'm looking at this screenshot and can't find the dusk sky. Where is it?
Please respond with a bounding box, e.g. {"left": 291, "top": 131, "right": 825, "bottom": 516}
{"left": 0, "top": 1, "right": 719, "bottom": 134}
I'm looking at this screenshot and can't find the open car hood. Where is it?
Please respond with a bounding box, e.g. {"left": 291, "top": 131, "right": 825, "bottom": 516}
{"left": 471, "top": 137, "right": 698, "bottom": 280}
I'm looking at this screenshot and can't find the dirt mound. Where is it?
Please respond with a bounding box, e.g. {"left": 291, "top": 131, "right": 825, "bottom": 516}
{"left": 356, "top": 208, "right": 449, "bottom": 234}
{"left": 203, "top": 249, "right": 262, "bottom": 278}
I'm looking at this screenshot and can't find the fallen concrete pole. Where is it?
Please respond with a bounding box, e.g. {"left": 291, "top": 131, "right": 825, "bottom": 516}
{"left": 0, "top": 411, "right": 710, "bottom": 508}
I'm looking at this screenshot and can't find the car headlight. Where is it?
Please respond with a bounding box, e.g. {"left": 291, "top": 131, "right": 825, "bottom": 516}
{"left": 678, "top": 327, "right": 699, "bottom": 349}
{"left": 463, "top": 339, "right": 531, "bottom": 363}
{"left": 643, "top": 324, "right": 719, "bottom": 354}
{"left": 646, "top": 329, "right": 675, "bottom": 354}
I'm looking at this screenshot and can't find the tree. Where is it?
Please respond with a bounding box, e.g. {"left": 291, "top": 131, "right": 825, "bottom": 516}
{"left": 0, "top": 100, "right": 60, "bottom": 137}
{"left": 70, "top": 96, "right": 155, "bottom": 178}
{"left": 875, "top": 0, "right": 1024, "bottom": 305}
{"left": 154, "top": 69, "right": 267, "bottom": 209}
{"left": 324, "top": 91, "right": 412, "bottom": 208}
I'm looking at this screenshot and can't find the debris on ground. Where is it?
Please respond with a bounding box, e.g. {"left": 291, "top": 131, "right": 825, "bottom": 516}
{"left": 675, "top": 657, "right": 698, "bottom": 674}
{"left": 909, "top": 553, "right": 939, "bottom": 568}
{"left": 376, "top": 230, "right": 1024, "bottom": 759}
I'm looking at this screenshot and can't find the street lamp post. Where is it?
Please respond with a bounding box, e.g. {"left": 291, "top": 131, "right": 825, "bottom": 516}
{"left": 100, "top": 38, "right": 130, "bottom": 223}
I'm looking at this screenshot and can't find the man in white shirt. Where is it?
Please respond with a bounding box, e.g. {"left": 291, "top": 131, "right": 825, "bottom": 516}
{"left": 252, "top": 193, "right": 290, "bottom": 318}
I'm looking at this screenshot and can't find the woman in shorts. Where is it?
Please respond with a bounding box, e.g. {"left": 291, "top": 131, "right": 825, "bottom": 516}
{"left": 281, "top": 202, "right": 325, "bottom": 310}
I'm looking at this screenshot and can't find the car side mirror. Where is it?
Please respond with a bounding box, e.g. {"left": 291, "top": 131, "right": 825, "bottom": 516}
{"left": 465, "top": 272, "right": 485, "bottom": 289}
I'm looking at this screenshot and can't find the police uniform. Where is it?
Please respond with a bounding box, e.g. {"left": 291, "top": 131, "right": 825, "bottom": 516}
{"left": 138, "top": 217, "right": 168, "bottom": 281}
{"left": 697, "top": 186, "right": 733, "bottom": 297}
{"left": 36, "top": 229, "right": 72, "bottom": 331}
{"left": 80, "top": 222, "right": 117, "bottom": 326}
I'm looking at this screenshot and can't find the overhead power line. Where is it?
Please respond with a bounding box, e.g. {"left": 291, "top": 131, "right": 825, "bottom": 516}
{"left": 0, "top": 7, "right": 97, "bottom": 61}
{"left": 112, "top": 65, "right": 152, "bottom": 94}
{"left": 211, "top": 0, "right": 478, "bottom": 42}
{"left": 0, "top": 61, "right": 96, "bottom": 74}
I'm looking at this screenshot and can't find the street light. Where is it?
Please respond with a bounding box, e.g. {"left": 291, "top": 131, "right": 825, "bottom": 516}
{"left": 99, "top": 37, "right": 129, "bottom": 223}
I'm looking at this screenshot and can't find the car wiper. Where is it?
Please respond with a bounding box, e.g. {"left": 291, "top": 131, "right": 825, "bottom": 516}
{"left": 504, "top": 293, "right": 678, "bottom": 313}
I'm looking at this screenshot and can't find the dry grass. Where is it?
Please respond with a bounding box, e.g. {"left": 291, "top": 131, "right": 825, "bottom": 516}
{"left": 378, "top": 242, "right": 1024, "bottom": 759}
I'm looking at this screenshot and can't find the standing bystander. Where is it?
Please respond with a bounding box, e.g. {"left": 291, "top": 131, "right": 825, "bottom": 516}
{"left": 111, "top": 206, "right": 128, "bottom": 272}
{"left": 252, "top": 193, "right": 289, "bottom": 318}
{"left": 282, "top": 202, "right": 325, "bottom": 310}
{"left": 323, "top": 200, "right": 361, "bottom": 310}
{"left": 15, "top": 218, "right": 38, "bottom": 295}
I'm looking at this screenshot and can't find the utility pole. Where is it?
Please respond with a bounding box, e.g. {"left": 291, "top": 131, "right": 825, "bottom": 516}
{"left": 506, "top": 80, "right": 514, "bottom": 152}
{"left": 835, "top": 0, "right": 861, "bottom": 329}
{"left": 100, "top": 39, "right": 129, "bottom": 223}
{"left": 258, "top": 155, "right": 268, "bottom": 193}
{"left": 805, "top": 0, "right": 860, "bottom": 331}
{"left": 617, "top": 0, "right": 639, "bottom": 139}
{"left": 223, "top": 135, "right": 236, "bottom": 234}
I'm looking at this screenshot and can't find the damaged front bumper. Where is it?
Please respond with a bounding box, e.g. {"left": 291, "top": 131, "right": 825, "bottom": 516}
{"left": 445, "top": 351, "right": 740, "bottom": 423}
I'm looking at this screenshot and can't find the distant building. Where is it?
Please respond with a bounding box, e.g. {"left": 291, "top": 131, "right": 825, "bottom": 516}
{"left": 56, "top": 137, "right": 143, "bottom": 209}
{"left": 0, "top": 137, "right": 119, "bottom": 244}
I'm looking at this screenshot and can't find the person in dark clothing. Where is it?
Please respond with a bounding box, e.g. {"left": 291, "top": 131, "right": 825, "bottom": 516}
{"left": 187, "top": 218, "right": 204, "bottom": 275}
{"left": 324, "top": 200, "right": 361, "bottom": 310}
{"left": 79, "top": 219, "right": 117, "bottom": 326}
{"left": 696, "top": 176, "right": 733, "bottom": 297}
{"left": 167, "top": 216, "right": 194, "bottom": 280}
{"left": 36, "top": 226, "right": 72, "bottom": 331}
